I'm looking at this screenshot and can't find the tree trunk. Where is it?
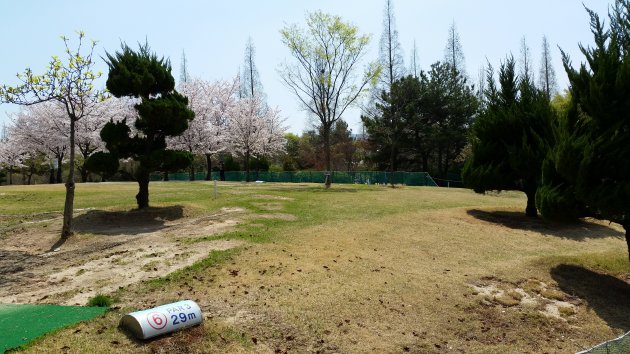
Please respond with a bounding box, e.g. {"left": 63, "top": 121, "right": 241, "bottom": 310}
{"left": 245, "top": 150, "right": 250, "bottom": 182}
{"left": 163, "top": 171, "right": 169, "bottom": 181}
{"left": 49, "top": 167, "right": 55, "bottom": 184}
{"left": 220, "top": 160, "right": 225, "bottom": 181}
{"left": 444, "top": 156, "right": 450, "bottom": 180}
{"left": 9, "top": 167, "right": 13, "bottom": 185}
{"left": 136, "top": 169, "right": 150, "bottom": 209}
{"left": 324, "top": 124, "right": 332, "bottom": 188}
{"left": 61, "top": 120, "right": 77, "bottom": 238}
{"left": 56, "top": 156, "right": 63, "bottom": 184}
{"left": 525, "top": 189, "right": 538, "bottom": 217}
{"left": 623, "top": 222, "right": 630, "bottom": 262}
{"left": 255, "top": 158, "right": 260, "bottom": 181}
{"left": 190, "top": 163, "right": 196, "bottom": 181}
{"left": 422, "top": 153, "right": 429, "bottom": 172}
{"left": 80, "top": 165, "right": 89, "bottom": 183}
{"left": 389, "top": 145, "right": 396, "bottom": 187}
{"left": 437, "top": 146, "right": 444, "bottom": 178}
{"left": 205, "top": 154, "right": 212, "bottom": 181}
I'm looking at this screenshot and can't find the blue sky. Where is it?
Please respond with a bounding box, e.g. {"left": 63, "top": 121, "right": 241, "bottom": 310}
{"left": 0, "top": 0, "right": 613, "bottom": 134}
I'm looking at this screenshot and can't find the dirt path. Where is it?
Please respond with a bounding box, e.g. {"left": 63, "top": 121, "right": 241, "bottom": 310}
{"left": 0, "top": 207, "right": 245, "bottom": 306}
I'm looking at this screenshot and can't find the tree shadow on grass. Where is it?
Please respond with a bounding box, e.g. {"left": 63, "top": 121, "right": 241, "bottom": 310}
{"left": 466, "top": 209, "right": 624, "bottom": 241}
{"left": 72, "top": 205, "right": 185, "bottom": 236}
{"left": 551, "top": 264, "right": 630, "bottom": 331}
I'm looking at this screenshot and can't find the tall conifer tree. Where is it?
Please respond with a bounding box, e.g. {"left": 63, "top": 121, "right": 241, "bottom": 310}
{"left": 537, "top": 1, "right": 630, "bottom": 258}
{"left": 463, "top": 58, "right": 554, "bottom": 217}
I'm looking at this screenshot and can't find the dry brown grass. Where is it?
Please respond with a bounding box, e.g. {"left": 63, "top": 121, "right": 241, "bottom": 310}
{"left": 8, "top": 184, "right": 630, "bottom": 353}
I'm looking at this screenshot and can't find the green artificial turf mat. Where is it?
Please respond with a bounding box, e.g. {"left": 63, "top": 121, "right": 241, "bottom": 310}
{"left": 0, "top": 304, "right": 107, "bottom": 352}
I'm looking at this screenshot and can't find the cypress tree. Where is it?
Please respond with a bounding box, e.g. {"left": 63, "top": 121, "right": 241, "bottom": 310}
{"left": 537, "top": 1, "right": 630, "bottom": 258}
{"left": 462, "top": 58, "right": 554, "bottom": 217}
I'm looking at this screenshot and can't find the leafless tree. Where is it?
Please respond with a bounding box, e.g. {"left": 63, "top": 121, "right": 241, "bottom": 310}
{"left": 444, "top": 21, "right": 466, "bottom": 76}
{"left": 241, "top": 37, "right": 266, "bottom": 102}
{"left": 409, "top": 40, "right": 420, "bottom": 78}
{"left": 379, "top": 0, "right": 405, "bottom": 87}
{"left": 519, "top": 36, "right": 535, "bottom": 83}
{"left": 180, "top": 50, "right": 191, "bottom": 85}
{"left": 538, "top": 35, "right": 558, "bottom": 99}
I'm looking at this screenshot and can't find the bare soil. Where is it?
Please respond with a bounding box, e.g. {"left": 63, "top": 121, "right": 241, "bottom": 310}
{"left": 0, "top": 206, "right": 245, "bottom": 306}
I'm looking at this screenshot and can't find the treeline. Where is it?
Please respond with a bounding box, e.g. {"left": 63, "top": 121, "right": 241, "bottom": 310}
{"left": 353, "top": 1, "right": 559, "bottom": 183}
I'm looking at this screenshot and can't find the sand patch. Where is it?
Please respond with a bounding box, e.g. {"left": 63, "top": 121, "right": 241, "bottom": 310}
{"left": 252, "top": 213, "right": 298, "bottom": 221}
{"left": 469, "top": 277, "right": 581, "bottom": 320}
{"left": 252, "top": 194, "right": 294, "bottom": 201}
{"left": 0, "top": 207, "right": 246, "bottom": 305}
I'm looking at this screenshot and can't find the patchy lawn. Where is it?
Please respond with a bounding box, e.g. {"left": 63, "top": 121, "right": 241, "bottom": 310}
{"left": 1, "top": 182, "right": 628, "bottom": 353}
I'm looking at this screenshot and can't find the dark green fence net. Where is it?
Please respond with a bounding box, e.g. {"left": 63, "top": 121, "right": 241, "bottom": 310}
{"left": 152, "top": 171, "right": 440, "bottom": 186}
{"left": 577, "top": 331, "right": 630, "bottom": 354}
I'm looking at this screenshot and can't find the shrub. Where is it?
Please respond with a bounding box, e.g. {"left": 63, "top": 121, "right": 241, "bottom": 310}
{"left": 87, "top": 294, "right": 113, "bottom": 307}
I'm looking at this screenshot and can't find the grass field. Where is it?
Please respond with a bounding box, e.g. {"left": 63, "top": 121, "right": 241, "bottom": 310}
{"left": 1, "top": 181, "right": 629, "bottom": 353}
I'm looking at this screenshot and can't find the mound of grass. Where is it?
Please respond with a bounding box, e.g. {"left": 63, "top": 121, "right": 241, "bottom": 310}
{"left": 87, "top": 294, "right": 112, "bottom": 307}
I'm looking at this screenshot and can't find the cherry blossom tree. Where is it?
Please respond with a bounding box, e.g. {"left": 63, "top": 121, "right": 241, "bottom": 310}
{"left": 228, "top": 94, "right": 285, "bottom": 181}
{"left": 171, "top": 78, "right": 239, "bottom": 180}
{"left": 9, "top": 102, "right": 68, "bottom": 183}
{"left": 0, "top": 135, "right": 26, "bottom": 185}
{"left": 259, "top": 106, "right": 287, "bottom": 161}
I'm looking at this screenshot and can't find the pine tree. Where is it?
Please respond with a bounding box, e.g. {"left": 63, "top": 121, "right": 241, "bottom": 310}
{"left": 89, "top": 42, "right": 194, "bottom": 208}
{"left": 362, "top": 75, "right": 420, "bottom": 186}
